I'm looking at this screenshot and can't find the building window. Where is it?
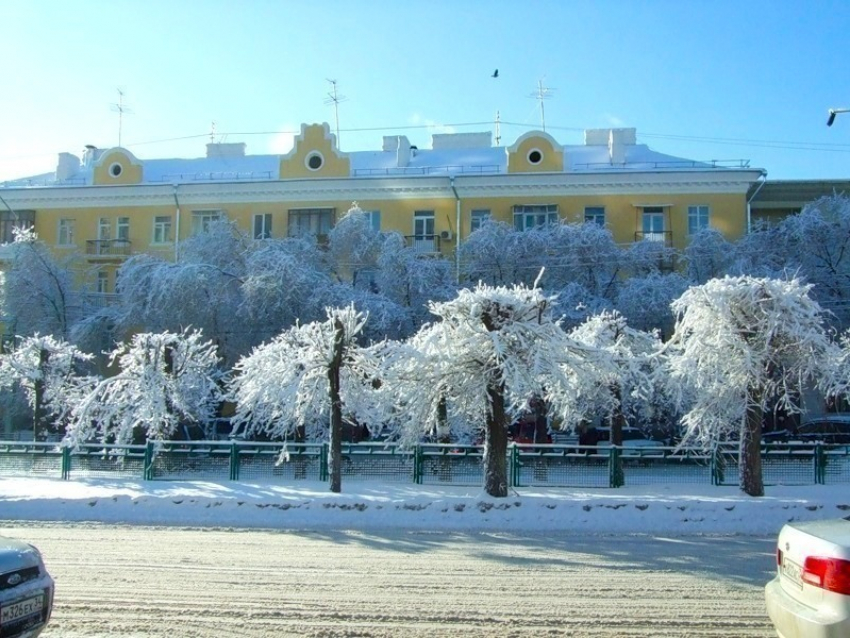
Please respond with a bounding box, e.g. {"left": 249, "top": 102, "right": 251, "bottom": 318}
{"left": 413, "top": 210, "right": 436, "bottom": 253}
{"left": 116, "top": 217, "right": 130, "bottom": 241}
{"left": 109, "top": 162, "right": 123, "bottom": 178}
{"left": 153, "top": 216, "right": 173, "bottom": 244}
{"left": 97, "top": 217, "right": 111, "bottom": 241}
{"left": 584, "top": 206, "right": 605, "bottom": 227}
{"left": 688, "top": 205, "right": 710, "bottom": 234}
{"left": 362, "top": 210, "right": 381, "bottom": 232}
{"left": 513, "top": 204, "right": 559, "bottom": 231}
{"left": 527, "top": 149, "right": 543, "bottom": 165}
{"left": 253, "top": 213, "right": 272, "bottom": 240}
{"left": 0, "top": 210, "right": 35, "bottom": 244}
{"left": 191, "top": 210, "right": 223, "bottom": 235}
{"left": 305, "top": 152, "right": 324, "bottom": 171}
{"left": 58, "top": 218, "right": 75, "bottom": 246}
{"left": 288, "top": 208, "right": 334, "bottom": 238}
{"left": 96, "top": 271, "right": 109, "bottom": 294}
{"left": 642, "top": 207, "right": 666, "bottom": 242}
{"left": 470, "top": 209, "right": 491, "bottom": 233}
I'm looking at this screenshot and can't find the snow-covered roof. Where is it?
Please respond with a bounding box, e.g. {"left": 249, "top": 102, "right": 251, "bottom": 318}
{"left": 0, "top": 127, "right": 751, "bottom": 188}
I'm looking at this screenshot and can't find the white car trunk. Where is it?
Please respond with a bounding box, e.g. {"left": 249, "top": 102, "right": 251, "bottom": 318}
{"left": 777, "top": 518, "right": 850, "bottom": 612}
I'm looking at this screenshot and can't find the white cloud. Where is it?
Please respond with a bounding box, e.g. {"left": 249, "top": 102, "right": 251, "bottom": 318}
{"left": 266, "top": 125, "right": 297, "bottom": 155}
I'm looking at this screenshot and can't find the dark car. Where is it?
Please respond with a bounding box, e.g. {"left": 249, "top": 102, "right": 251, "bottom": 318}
{"left": 0, "top": 537, "right": 54, "bottom": 638}
{"left": 794, "top": 416, "right": 850, "bottom": 445}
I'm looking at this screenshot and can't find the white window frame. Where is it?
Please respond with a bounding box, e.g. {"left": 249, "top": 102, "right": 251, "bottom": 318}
{"left": 116, "top": 217, "right": 130, "bottom": 241}
{"left": 57, "top": 218, "right": 75, "bottom": 246}
{"left": 191, "top": 210, "right": 223, "bottom": 235}
{"left": 584, "top": 206, "right": 605, "bottom": 227}
{"left": 512, "top": 204, "right": 559, "bottom": 231}
{"left": 97, "top": 217, "right": 111, "bottom": 240}
{"left": 688, "top": 205, "right": 710, "bottom": 235}
{"left": 413, "top": 210, "right": 436, "bottom": 253}
{"left": 641, "top": 206, "right": 666, "bottom": 242}
{"left": 470, "top": 209, "right": 491, "bottom": 233}
{"left": 253, "top": 213, "right": 272, "bottom": 240}
{"left": 153, "top": 216, "right": 173, "bottom": 244}
{"left": 96, "top": 270, "right": 109, "bottom": 294}
{"left": 362, "top": 210, "right": 381, "bottom": 232}
{"left": 287, "top": 208, "right": 335, "bottom": 238}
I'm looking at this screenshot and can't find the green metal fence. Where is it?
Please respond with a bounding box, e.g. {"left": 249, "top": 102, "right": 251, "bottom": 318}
{"left": 1, "top": 440, "right": 848, "bottom": 488}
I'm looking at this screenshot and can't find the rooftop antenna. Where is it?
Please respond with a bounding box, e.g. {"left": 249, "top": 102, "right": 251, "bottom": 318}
{"left": 110, "top": 88, "right": 133, "bottom": 147}
{"left": 324, "top": 79, "right": 347, "bottom": 146}
{"left": 528, "top": 78, "right": 555, "bottom": 132}
{"left": 495, "top": 110, "right": 501, "bottom": 146}
{"left": 210, "top": 121, "right": 217, "bottom": 143}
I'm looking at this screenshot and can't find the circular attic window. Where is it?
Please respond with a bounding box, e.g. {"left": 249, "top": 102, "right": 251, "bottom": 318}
{"left": 306, "top": 152, "right": 324, "bottom": 171}
{"left": 527, "top": 149, "right": 543, "bottom": 165}
{"left": 109, "top": 162, "right": 123, "bottom": 177}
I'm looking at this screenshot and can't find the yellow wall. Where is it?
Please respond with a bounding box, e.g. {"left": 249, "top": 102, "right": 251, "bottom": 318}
{"left": 92, "top": 149, "right": 143, "bottom": 186}
{"left": 507, "top": 132, "right": 564, "bottom": 173}
{"left": 279, "top": 123, "right": 350, "bottom": 179}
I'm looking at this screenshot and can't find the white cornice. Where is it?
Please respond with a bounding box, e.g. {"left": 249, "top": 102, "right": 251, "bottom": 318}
{"left": 0, "top": 169, "right": 765, "bottom": 209}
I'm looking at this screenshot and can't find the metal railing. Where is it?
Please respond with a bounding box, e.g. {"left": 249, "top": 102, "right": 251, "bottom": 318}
{"left": 85, "top": 239, "right": 132, "bottom": 257}
{"left": 1, "top": 440, "right": 847, "bottom": 489}
{"left": 405, "top": 234, "right": 442, "bottom": 254}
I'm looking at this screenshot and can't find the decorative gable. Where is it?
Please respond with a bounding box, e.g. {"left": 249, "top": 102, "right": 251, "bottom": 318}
{"left": 92, "top": 148, "right": 143, "bottom": 185}
{"left": 506, "top": 131, "right": 564, "bottom": 173}
{"left": 279, "top": 123, "right": 350, "bottom": 179}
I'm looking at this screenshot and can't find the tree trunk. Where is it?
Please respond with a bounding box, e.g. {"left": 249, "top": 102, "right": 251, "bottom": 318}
{"left": 740, "top": 391, "right": 764, "bottom": 497}
{"left": 328, "top": 319, "right": 344, "bottom": 494}
{"left": 484, "top": 381, "right": 509, "bottom": 497}
{"left": 33, "top": 348, "right": 50, "bottom": 441}
{"left": 609, "top": 385, "right": 625, "bottom": 487}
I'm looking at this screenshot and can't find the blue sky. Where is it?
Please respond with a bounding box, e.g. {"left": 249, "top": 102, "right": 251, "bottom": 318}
{"left": 2, "top": 0, "right": 849, "bottom": 182}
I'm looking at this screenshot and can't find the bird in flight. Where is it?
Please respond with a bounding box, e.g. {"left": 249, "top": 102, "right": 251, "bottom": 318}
{"left": 492, "top": 69, "right": 499, "bottom": 78}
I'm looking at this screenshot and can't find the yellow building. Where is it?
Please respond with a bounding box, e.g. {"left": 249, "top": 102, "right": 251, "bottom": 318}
{"left": 0, "top": 123, "right": 764, "bottom": 294}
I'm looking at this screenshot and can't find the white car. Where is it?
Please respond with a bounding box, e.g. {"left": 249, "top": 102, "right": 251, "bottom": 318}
{"left": 765, "top": 518, "right": 850, "bottom": 637}
{"left": 0, "top": 537, "right": 54, "bottom": 638}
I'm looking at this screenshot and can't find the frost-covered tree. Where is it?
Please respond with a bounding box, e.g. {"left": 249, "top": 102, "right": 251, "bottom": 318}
{"left": 568, "top": 312, "right": 664, "bottom": 485}
{"left": 666, "top": 276, "right": 836, "bottom": 496}
{"left": 328, "top": 203, "right": 384, "bottom": 285}
{"left": 229, "top": 306, "right": 385, "bottom": 493}
{"left": 116, "top": 222, "right": 250, "bottom": 365}
{"left": 380, "top": 280, "right": 602, "bottom": 498}
{"left": 65, "top": 329, "right": 224, "bottom": 446}
{"left": 458, "top": 221, "right": 551, "bottom": 287}
{"left": 615, "top": 273, "right": 690, "bottom": 338}
{"left": 2, "top": 227, "right": 82, "bottom": 339}
{"left": 0, "top": 334, "right": 94, "bottom": 440}
{"left": 375, "top": 233, "right": 456, "bottom": 328}
{"left": 683, "top": 228, "right": 735, "bottom": 284}
{"left": 240, "top": 237, "right": 337, "bottom": 344}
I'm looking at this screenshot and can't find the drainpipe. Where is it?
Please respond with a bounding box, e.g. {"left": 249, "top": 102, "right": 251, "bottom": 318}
{"left": 450, "top": 176, "right": 461, "bottom": 284}
{"left": 746, "top": 171, "right": 767, "bottom": 234}
{"left": 172, "top": 183, "right": 181, "bottom": 260}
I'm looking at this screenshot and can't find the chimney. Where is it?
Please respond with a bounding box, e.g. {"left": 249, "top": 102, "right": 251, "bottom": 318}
{"left": 81, "top": 145, "right": 102, "bottom": 168}
{"left": 56, "top": 152, "right": 81, "bottom": 181}
{"left": 382, "top": 135, "right": 411, "bottom": 167}
{"left": 206, "top": 142, "right": 246, "bottom": 158}
{"left": 608, "top": 128, "right": 636, "bottom": 165}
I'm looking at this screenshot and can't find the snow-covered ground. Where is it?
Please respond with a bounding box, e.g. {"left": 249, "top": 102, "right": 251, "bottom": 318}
{"left": 0, "top": 477, "right": 846, "bottom": 535}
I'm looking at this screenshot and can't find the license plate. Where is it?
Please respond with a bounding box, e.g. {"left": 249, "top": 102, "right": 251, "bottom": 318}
{"left": 781, "top": 556, "right": 804, "bottom": 589}
{"left": 1, "top": 594, "right": 44, "bottom": 625}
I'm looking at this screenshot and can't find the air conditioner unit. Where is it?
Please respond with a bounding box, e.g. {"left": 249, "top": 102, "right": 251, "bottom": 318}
{"left": 439, "top": 230, "right": 453, "bottom": 240}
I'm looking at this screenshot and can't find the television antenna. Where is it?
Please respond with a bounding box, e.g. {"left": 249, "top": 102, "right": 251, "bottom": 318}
{"left": 324, "top": 79, "right": 347, "bottom": 146}
{"left": 110, "top": 88, "right": 133, "bottom": 147}
{"left": 528, "top": 78, "right": 555, "bottom": 132}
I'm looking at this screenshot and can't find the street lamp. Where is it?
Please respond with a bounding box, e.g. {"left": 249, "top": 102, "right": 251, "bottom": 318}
{"left": 827, "top": 107, "right": 850, "bottom": 126}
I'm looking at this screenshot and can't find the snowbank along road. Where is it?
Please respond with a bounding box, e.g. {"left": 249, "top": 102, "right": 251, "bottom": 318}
{"left": 2, "top": 523, "right": 777, "bottom": 637}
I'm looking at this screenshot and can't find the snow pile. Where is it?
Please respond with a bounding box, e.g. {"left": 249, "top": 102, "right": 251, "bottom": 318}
{"left": 0, "top": 477, "right": 847, "bottom": 535}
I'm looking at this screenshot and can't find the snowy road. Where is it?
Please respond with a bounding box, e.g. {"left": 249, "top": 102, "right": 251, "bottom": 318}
{"left": 5, "top": 523, "right": 777, "bottom": 637}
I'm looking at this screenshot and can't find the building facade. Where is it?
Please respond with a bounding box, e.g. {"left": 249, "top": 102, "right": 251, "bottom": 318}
{"left": 0, "top": 123, "right": 764, "bottom": 294}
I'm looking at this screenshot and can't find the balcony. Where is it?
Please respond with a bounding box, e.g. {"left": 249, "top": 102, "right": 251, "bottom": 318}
{"left": 405, "top": 234, "right": 442, "bottom": 254}
{"left": 633, "top": 231, "right": 673, "bottom": 247}
{"left": 86, "top": 239, "right": 132, "bottom": 259}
